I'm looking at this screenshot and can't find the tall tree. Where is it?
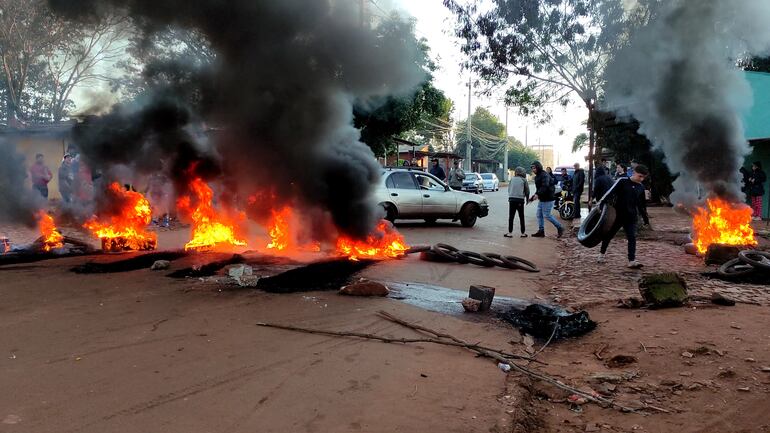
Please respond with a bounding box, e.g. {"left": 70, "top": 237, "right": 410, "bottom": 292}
{"left": 444, "top": 0, "right": 656, "bottom": 196}
{"left": 0, "top": 0, "right": 64, "bottom": 123}
{"left": 455, "top": 106, "right": 506, "bottom": 161}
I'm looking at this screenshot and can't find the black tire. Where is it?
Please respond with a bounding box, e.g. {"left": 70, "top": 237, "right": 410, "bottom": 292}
{"left": 380, "top": 202, "right": 397, "bottom": 223}
{"left": 500, "top": 255, "right": 540, "bottom": 272}
{"left": 577, "top": 204, "right": 616, "bottom": 248}
{"left": 424, "top": 218, "right": 437, "bottom": 225}
{"left": 738, "top": 250, "right": 770, "bottom": 271}
{"left": 480, "top": 252, "right": 508, "bottom": 268}
{"left": 559, "top": 202, "right": 575, "bottom": 220}
{"left": 405, "top": 245, "right": 431, "bottom": 255}
{"left": 457, "top": 250, "right": 496, "bottom": 267}
{"left": 718, "top": 258, "right": 756, "bottom": 278}
{"left": 459, "top": 204, "right": 478, "bottom": 228}
{"left": 431, "top": 243, "right": 466, "bottom": 263}
{"left": 419, "top": 249, "right": 455, "bottom": 263}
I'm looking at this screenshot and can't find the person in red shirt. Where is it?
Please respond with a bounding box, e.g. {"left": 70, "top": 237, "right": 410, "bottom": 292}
{"left": 29, "top": 153, "right": 53, "bottom": 199}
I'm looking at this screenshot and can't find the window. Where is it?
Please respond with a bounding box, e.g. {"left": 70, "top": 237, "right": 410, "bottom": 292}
{"left": 414, "top": 174, "right": 446, "bottom": 191}
{"left": 480, "top": 174, "right": 493, "bottom": 179}
{"left": 387, "top": 172, "right": 418, "bottom": 190}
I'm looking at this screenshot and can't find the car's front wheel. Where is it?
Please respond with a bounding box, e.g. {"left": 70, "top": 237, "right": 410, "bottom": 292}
{"left": 380, "top": 202, "right": 397, "bottom": 223}
{"left": 424, "top": 218, "right": 437, "bottom": 225}
{"left": 459, "top": 203, "right": 478, "bottom": 227}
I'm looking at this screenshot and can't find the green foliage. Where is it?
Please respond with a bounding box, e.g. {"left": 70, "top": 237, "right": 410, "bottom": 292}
{"left": 507, "top": 138, "right": 539, "bottom": 171}
{"left": 455, "top": 107, "right": 506, "bottom": 160}
{"left": 572, "top": 133, "right": 588, "bottom": 153}
{"left": 352, "top": 17, "right": 452, "bottom": 156}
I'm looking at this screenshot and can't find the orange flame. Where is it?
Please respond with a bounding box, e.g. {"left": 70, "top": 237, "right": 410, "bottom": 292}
{"left": 84, "top": 183, "right": 157, "bottom": 251}
{"left": 267, "top": 207, "right": 291, "bottom": 251}
{"left": 692, "top": 197, "right": 756, "bottom": 254}
{"left": 335, "top": 220, "right": 409, "bottom": 261}
{"left": 37, "top": 211, "right": 63, "bottom": 251}
{"left": 178, "top": 177, "right": 247, "bottom": 251}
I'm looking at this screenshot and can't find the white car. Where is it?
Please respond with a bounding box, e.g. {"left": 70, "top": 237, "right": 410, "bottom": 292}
{"left": 479, "top": 173, "right": 499, "bottom": 191}
{"left": 375, "top": 168, "right": 489, "bottom": 227}
{"left": 461, "top": 172, "right": 484, "bottom": 194}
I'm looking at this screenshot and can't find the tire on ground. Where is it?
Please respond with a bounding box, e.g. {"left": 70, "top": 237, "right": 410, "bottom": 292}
{"left": 457, "top": 250, "right": 496, "bottom": 267}
{"left": 737, "top": 250, "right": 770, "bottom": 271}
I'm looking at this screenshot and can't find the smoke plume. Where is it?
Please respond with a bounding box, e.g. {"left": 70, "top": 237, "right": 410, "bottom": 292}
{"left": 47, "top": 0, "right": 426, "bottom": 238}
{"left": 0, "top": 142, "right": 45, "bottom": 227}
{"left": 604, "top": 0, "right": 770, "bottom": 206}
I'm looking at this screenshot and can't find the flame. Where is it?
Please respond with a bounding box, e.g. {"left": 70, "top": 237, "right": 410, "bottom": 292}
{"left": 335, "top": 220, "right": 409, "bottom": 261}
{"left": 37, "top": 211, "right": 63, "bottom": 251}
{"left": 692, "top": 197, "right": 756, "bottom": 254}
{"left": 178, "top": 177, "right": 247, "bottom": 251}
{"left": 267, "top": 207, "right": 291, "bottom": 251}
{"left": 84, "top": 183, "right": 157, "bottom": 251}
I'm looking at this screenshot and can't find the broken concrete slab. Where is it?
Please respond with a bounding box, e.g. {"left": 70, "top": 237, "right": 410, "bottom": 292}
{"left": 150, "top": 260, "right": 170, "bottom": 270}
{"left": 468, "top": 285, "right": 495, "bottom": 311}
{"left": 638, "top": 273, "right": 688, "bottom": 308}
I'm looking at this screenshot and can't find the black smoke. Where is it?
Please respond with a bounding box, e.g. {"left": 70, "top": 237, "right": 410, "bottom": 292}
{"left": 48, "top": 0, "right": 426, "bottom": 237}
{"left": 603, "top": 0, "right": 770, "bottom": 206}
{"left": 0, "top": 142, "right": 45, "bottom": 227}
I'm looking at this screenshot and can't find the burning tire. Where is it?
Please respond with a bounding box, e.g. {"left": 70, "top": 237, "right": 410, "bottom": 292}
{"left": 577, "top": 203, "right": 616, "bottom": 248}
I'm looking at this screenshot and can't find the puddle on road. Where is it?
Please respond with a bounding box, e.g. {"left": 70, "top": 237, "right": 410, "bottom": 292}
{"left": 383, "top": 281, "right": 531, "bottom": 321}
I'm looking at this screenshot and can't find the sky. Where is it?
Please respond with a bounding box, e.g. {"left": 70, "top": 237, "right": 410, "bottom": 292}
{"left": 388, "top": 0, "right": 589, "bottom": 166}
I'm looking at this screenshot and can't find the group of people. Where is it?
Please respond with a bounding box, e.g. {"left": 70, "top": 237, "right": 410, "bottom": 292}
{"left": 741, "top": 162, "right": 767, "bottom": 220}
{"left": 505, "top": 159, "right": 650, "bottom": 269}
{"left": 28, "top": 150, "right": 92, "bottom": 204}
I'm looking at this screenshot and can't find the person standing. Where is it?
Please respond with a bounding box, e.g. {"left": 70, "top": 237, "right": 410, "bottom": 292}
{"left": 529, "top": 160, "right": 564, "bottom": 238}
{"left": 58, "top": 154, "right": 75, "bottom": 203}
{"left": 545, "top": 167, "right": 556, "bottom": 184}
{"left": 429, "top": 158, "right": 446, "bottom": 181}
{"left": 614, "top": 164, "right": 627, "bottom": 180}
{"left": 597, "top": 164, "right": 651, "bottom": 268}
{"left": 593, "top": 166, "right": 614, "bottom": 202}
{"left": 505, "top": 167, "right": 530, "bottom": 238}
{"left": 748, "top": 161, "right": 767, "bottom": 220}
{"left": 29, "top": 153, "right": 52, "bottom": 199}
{"left": 571, "top": 163, "right": 585, "bottom": 219}
{"left": 448, "top": 159, "right": 465, "bottom": 190}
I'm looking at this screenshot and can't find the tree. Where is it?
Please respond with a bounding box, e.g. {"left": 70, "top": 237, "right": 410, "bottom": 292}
{"left": 0, "top": 0, "right": 64, "bottom": 123}
{"left": 572, "top": 132, "right": 588, "bottom": 153}
{"left": 444, "top": 0, "right": 656, "bottom": 197}
{"left": 506, "top": 136, "right": 539, "bottom": 172}
{"left": 455, "top": 106, "right": 506, "bottom": 161}
{"left": 353, "top": 17, "right": 452, "bottom": 157}
{"left": 44, "top": 15, "right": 130, "bottom": 121}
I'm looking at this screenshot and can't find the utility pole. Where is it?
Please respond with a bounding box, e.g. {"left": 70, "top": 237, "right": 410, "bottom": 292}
{"left": 466, "top": 77, "right": 472, "bottom": 172}
{"left": 503, "top": 105, "right": 509, "bottom": 182}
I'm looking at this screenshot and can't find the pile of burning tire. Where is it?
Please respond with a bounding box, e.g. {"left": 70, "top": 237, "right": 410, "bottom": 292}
{"left": 408, "top": 243, "right": 539, "bottom": 272}
{"left": 718, "top": 250, "right": 770, "bottom": 278}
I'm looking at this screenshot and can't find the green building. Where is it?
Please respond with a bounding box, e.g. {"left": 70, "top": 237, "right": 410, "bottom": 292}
{"left": 744, "top": 71, "right": 770, "bottom": 218}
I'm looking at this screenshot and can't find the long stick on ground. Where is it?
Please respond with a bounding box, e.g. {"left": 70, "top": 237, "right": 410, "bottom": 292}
{"left": 256, "top": 322, "right": 537, "bottom": 362}
{"left": 374, "top": 310, "right": 638, "bottom": 413}
{"left": 257, "top": 317, "right": 642, "bottom": 413}
{"left": 375, "top": 310, "right": 544, "bottom": 364}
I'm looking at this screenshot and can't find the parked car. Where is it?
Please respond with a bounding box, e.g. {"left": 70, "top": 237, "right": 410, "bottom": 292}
{"left": 461, "top": 172, "right": 484, "bottom": 194}
{"left": 375, "top": 168, "right": 489, "bottom": 227}
{"left": 479, "top": 173, "right": 499, "bottom": 191}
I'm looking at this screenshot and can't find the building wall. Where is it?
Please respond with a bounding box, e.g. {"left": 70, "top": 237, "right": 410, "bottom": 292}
{"left": 6, "top": 134, "right": 70, "bottom": 200}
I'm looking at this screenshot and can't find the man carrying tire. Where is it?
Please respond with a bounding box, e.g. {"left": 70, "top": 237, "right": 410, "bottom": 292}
{"left": 597, "top": 164, "right": 651, "bottom": 268}
{"left": 529, "top": 161, "right": 564, "bottom": 238}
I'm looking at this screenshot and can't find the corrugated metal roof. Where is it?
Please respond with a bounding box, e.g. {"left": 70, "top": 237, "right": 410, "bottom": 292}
{"left": 744, "top": 71, "right": 770, "bottom": 140}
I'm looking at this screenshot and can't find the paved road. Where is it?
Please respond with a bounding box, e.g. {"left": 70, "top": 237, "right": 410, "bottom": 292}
{"left": 362, "top": 186, "right": 569, "bottom": 299}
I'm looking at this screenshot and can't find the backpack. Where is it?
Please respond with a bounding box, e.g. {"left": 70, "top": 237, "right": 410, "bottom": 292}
{"left": 546, "top": 173, "right": 556, "bottom": 196}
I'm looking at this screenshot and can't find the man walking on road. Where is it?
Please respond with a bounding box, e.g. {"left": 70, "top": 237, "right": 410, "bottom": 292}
{"left": 571, "top": 163, "right": 585, "bottom": 219}
{"left": 448, "top": 160, "right": 465, "bottom": 190}
{"left": 429, "top": 158, "right": 446, "bottom": 181}
{"left": 597, "top": 164, "right": 651, "bottom": 268}
{"left": 529, "top": 160, "right": 564, "bottom": 238}
{"left": 30, "top": 153, "right": 53, "bottom": 199}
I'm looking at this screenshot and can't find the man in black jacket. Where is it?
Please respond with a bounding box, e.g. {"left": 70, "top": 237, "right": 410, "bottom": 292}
{"left": 593, "top": 166, "right": 613, "bottom": 202}
{"left": 597, "top": 164, "right": 651, "bottom": 268}
{"left": 429, "top": 158, "right": 446, "bottom": 181}
{"left": 529, "top": 160, "right": 564, "bottom": 238}
{"left": 571, "top": 163, "right": 585, "bottom": 219}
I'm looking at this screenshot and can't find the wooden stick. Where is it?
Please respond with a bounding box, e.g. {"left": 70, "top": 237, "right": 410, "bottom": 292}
{"left": 375, "top": 311, "right": 636, "bottom": 412}
{"left": 375, "top": 310, "right": 542, "bottom": 364}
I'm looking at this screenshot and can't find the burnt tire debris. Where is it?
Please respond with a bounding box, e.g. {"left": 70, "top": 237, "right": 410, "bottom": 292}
{"left": 716, "top": 250, "right": 770, "bottom": 281}
{"left": 413, "top": 243, "right": 540, "bottom": 272}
